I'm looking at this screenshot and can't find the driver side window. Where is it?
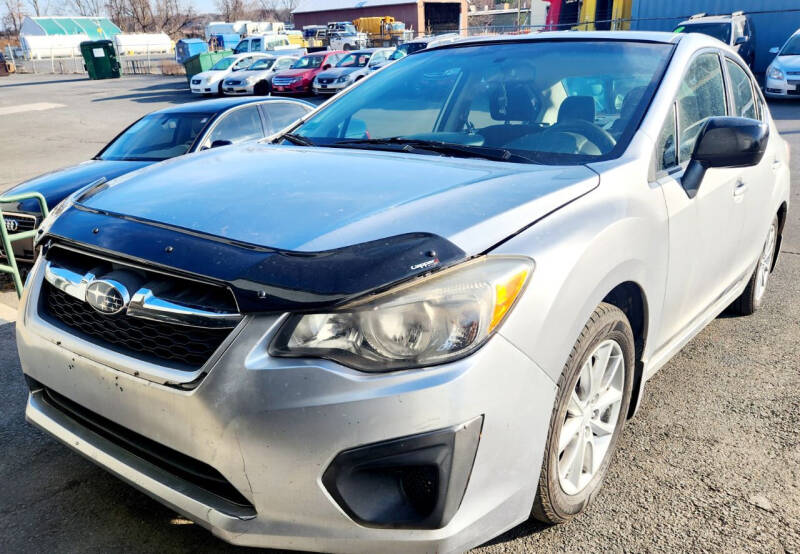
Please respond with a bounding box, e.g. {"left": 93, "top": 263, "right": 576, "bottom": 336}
{"left": 676, "top": 53, "right": 727, "bottom": 163}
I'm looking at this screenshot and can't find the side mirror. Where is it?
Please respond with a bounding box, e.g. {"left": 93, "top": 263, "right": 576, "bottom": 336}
{"left": 735, "top": 35, "right": 748, "bottom": 45}
{"left": 322, "top": 63, "right": 332, "bottom": 70}
{"left": 210, "top": 139, "right": 233, "bottom": 149}
{"left": 769, "top": 46, "right": 780, "bottom": 55}
{"left": 683, "top": 116, "right": 768, "bottom": 198}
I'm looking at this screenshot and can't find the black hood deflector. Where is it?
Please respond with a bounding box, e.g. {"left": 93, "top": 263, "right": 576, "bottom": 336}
{"left": 43, "top": 206, "right": 468, "bottom": 313}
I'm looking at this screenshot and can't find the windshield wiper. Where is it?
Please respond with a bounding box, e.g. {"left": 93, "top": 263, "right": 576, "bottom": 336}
{"left": 328, "top": 137, "right": 538, "bottom": 164}
{"left": 280, "top": 133, "right": 316, "bottom": 146}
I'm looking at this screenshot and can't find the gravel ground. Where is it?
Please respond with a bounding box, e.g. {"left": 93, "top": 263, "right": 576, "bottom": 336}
{"left": 0, "top": 74, "right": 798, "bottom": 553}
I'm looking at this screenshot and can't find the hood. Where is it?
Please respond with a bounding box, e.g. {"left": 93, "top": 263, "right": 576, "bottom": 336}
{"left": 78, "top": 143, "right": 598, "bottom": 255}
{"left": 276, "top": 68, "right": 316, "bottom": 78}
{"left": 194, "top": 70, "right": 226, "bottom": 83}
{"left": 317, "top": 67, "right": 360, "bottom": 79}
{"left": 226, "top": 69, "right": 267, "bottom": 80}
{"left": 775, "top": 54, "right": 800, "bottom": 71}
{"left": 2, "top": 159, "right": 151, "bottom": 213}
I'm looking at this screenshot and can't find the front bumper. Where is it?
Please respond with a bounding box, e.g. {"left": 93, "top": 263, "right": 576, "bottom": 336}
{"left": 223, "top": 83, "right": 254, "bottom": 95}
{"left": 313, "top": 82, "right": 347, "bottom": 95}
{"left": 17, "top": 259, "right": 556, "bottom": 552}
{"left": 190, "top": 83, "right": 216, "bottom": 94}
{"left": 764, "top": 76, "right": 800, "bottom": 98}
{"left": 272, "top": 82, "right": 309, "bottom": 94}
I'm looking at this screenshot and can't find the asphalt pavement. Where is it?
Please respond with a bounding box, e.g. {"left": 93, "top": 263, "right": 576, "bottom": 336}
{"left": 0, "top": 74, "right": 798, "bottom": 553}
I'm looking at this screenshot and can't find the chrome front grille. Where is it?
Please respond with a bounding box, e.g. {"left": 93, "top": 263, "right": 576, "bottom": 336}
{"left": 317, "top": 77, "right": 334, "bottom": 84}
{"left": 0, "top": 212, "right": 37, "bottom": 258}
{"left": 272, "top": 76, "right": 296, "bottom": 86}
{"left": 40, "top": 245, "right": 242, "bottom": 370}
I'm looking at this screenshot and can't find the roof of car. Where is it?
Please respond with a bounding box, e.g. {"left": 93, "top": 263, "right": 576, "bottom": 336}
{"left": 678, "top": 15, "right": 738, "bottom": 25}
{"left": 150, "top": 97, "right": 313, "bottom": 115}
{"left": 435, "top": 31, "right": 684, "bottom": 49}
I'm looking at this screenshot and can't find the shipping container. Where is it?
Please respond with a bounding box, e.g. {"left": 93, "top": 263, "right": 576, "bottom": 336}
{"left": 631, "top": 0, "right": 800, "bottom": 72}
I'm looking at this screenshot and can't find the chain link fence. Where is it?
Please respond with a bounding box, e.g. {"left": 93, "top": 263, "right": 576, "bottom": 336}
{"left": 6, "top": 48, "right": 184, "bottom": 76}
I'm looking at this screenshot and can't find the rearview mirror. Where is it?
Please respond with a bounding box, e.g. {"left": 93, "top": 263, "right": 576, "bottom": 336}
{"left": 683, "top": 116, "right": 768, "bottom": 198}
{"left": 769, "top": 46, "right": 780, "bottom": 55}
{"left": 734, "top": 35, "right": 748, "bottom": 45}
{"left": 322, "top": 64, "right": 331, "bottom": 70}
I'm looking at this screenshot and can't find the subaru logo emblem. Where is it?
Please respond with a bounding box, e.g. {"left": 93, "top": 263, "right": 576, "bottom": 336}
{"left": 4, "top": 218, "right": 18, "bottom": 233}
{"left": 85, "top": 280, "right": 130, "bottom": 315}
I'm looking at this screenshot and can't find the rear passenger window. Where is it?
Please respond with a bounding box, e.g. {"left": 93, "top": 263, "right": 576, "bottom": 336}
{"left": 207, "top": 106, "right": 264, "bottom": 145}
{"left": 677, "top": 53, "right": 727, "bottom": 163}
{"left": 726, "top": 60, "right": 756, "bottom": 119}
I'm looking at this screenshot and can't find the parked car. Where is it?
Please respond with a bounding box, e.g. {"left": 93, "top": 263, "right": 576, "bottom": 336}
{"left": 673, "top": 11, "right": 756, "bottom": 68}
{"left": 312, "top": 48, "right": 393, "bottom": 95}
{"left": 0, "top": 97, "right": 314, "bottom": 265}
{"left": 18, "top": 31, "right": 789, "bottom": 552}
{"left": 233, "top": 34, "right": 294, "bottom": 54}
{"left": 271, "top": 50, "right": 345, "bottom": 94}
{"left": 370, "top": 33, "right": 461, "bottom": 71}
{"left": 190, "top": 53, "right": 270, "bottom": 95}
{"left": 765, "top": 28, "right": 800, "bottom": 99}
{"left": 223, "top": 54, "right": 299, "bottom": 95}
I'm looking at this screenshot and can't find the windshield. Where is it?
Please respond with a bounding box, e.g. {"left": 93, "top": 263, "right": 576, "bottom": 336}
{"left": 248, "top": 58, "right": 275, "bottom": 70}
{"left": 99, "top": 113, "right": 212, "bottom": 162}
{"left": 781, "top": 34, "right": 800, "bottom": 56}
{"left": 291, "top": 41, "right": 672, "bottom": 164}
{"left": 337, "top": 53, "right": 370, "bottom": 67}
{"left": 292, "top": 55, "right": 324, "bottom": 69}
{"left": 210, "top": 57, "right": 235, "bottom": 71}
{"left": 389, "top": 42, "right": 425, "bottom": 60}
{"left": 674, "top": 22, "right": 732, "bottom": 44}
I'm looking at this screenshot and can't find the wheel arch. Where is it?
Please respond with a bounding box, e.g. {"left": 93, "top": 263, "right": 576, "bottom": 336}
{"left": 602, "top": 281, "right": 649, "bottom": 418}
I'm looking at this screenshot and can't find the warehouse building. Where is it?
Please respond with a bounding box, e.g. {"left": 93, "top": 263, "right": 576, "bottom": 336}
{"left": 292, "top": 0, "right": 468, "bottom": 36}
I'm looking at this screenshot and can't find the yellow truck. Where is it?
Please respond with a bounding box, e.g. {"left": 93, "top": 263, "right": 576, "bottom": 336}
{"left": 354, "top": 16, "right": 414, "bottom": 46}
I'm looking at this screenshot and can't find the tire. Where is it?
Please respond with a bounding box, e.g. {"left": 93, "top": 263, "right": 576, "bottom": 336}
{"left": 217, "top": 82, "right": 224, "bottom": 97}
{"left": 254, "top": 81, "right": 270, "bottom": 96}
{"left": 730, "top": 215, "right": 778, "bottom": 316}
{"left": 532, "top": 303, "right": 634, "bottom": 524}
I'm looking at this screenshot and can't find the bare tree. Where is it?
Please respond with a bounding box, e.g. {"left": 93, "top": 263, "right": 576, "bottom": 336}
{"left": 69, "top": 0, "right": 104, "bottom": 16}
{"left": 2, "top": 0, "right": 26, "bottom": 36}
{"left": 26, "top": 0, "right": 44, "bottom": 16}
{"left": 105, "top": 0, "right": 195, "bottom": 37}
{"left": 215, "top": 0, "right": 245, "bottom": 22}
{"left": 256, "top": 0, "right": 296, "bottom": 22}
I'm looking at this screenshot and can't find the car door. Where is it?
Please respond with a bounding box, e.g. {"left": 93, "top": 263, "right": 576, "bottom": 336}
{"left": 724, "top": 57, "right": 775, "bottom": 269}
{"left": 260, "top": 101, "right": 313, "bottom": 135}
{"left": 198, "top": 105, "right": 266, "bottom": 149}
{"left": 653, "top": 51, "right": 745, "bottom": 344}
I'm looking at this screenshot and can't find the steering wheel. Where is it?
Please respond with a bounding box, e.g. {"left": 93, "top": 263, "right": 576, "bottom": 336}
{"left": 538, "top": 120, "right": 617, "bottom": 154}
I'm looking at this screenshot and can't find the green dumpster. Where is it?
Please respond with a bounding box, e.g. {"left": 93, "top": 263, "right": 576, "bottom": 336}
{"left": 80, "top": 40, "right": 121, "bottom": 80}
{"left": 183, "top": 50, "right": 233, "bottom": 84}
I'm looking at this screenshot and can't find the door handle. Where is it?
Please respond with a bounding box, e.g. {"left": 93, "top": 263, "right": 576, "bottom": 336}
{"left": 734, "top": 180, "right": 748, "bottom": 198}
{"left": 771, "top": 159, "right": 782, "bottom": 171}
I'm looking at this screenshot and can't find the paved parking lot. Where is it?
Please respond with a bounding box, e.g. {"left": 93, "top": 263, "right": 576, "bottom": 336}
{"left": 0, "top": 74, "right": 798, "bottom": 553}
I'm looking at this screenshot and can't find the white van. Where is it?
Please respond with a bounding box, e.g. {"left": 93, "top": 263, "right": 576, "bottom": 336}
{"left": 234, "top": 34, "right": 294, "bottom": 54}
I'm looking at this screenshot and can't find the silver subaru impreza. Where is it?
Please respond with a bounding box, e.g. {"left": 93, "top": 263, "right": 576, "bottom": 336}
{"left": 17, "top": 31, "right": 790, "bottom": 552}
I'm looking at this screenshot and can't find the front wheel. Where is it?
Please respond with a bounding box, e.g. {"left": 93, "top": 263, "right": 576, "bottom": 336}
{"left": 532, "top": 303, "right": 634, "bottom": 524}
{"left": 253, "top": 80, "right": 270, "bottom": 96}
{"left": 730, "top": 215, "right": 778, "bottom": 316}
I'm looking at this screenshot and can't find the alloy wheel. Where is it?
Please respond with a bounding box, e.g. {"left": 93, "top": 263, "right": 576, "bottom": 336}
{"left": 557, "top": 339, "right": 625, "bottom": 496}
{"left": 754, "top": 221, "right": 777, "bottom": 303}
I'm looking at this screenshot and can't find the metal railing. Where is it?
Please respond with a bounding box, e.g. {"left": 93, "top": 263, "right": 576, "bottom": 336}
{"left": 6, "top": 47, "right": 182, "bottom": 76}
{"left": 0, "top": 193, "right": 49, "bottom": 298}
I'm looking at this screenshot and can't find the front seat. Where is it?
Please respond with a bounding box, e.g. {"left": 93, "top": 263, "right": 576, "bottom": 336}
{"left": 610, "top": 86, "right": 647, "bottom": 136}
{"left": 557, "top": 95, "right": 596, "bottom": 124}
{"left": 478, "top": 82, "right": 541, "bottom": 146}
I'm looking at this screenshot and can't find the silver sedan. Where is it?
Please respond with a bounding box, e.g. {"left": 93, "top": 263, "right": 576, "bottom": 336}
{"left": 17, "top": 31, "right": 790, "bottom": 552}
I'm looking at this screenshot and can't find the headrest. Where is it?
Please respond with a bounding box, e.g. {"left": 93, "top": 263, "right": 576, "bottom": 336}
{"left": 489, "top": 82, "right": 538, "bottom": 122}
{"left": 558, "top": 95, "right": 595, "bottom": 123}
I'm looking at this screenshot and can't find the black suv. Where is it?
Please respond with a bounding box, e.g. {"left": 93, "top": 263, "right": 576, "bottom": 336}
{"left": 674, "top": 11, "right": 756, "bottom": 68}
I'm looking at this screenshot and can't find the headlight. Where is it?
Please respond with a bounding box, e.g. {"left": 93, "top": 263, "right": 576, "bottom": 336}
{"left": 269, "top": 256, "right": 533, "bottom": 371}
{"left": 768, "top": 66, "right": 785, "bottom": 80}
{"left": 34, "top": 195, "right": 73, "bottom": 247}
{"left": 337, "top": 74, "right": 351, "bottom": 83}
